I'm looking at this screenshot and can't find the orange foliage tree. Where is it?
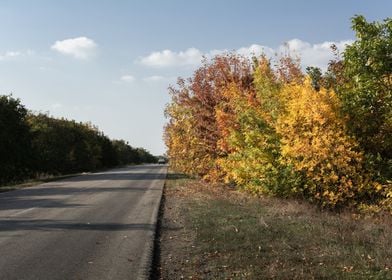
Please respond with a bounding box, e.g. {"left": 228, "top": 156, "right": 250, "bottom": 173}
{"left": 164, "top": 54, "right": 252, "bottom": 179}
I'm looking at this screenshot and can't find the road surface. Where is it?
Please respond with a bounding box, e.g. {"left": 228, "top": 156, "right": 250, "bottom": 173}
{"left": 0, "top": 164, "right": 167, "bottom": 280}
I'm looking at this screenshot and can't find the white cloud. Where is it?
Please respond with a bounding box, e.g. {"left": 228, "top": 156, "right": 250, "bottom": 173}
{"left": 4, "top": 51, "right": 21, "bottom": 58}
{"left": 51, "top": 37, "right": 97, "bottom": 59}
{"left": 138, "top": 39, "right": 353, "bottom": 71}
{"left": 138, "top": 48, "right": 203, "bottom": 68}
{"left": 143, "top": 75, "right": 165, "bottom": 82}
{"left": 236, "top": 44, "right": 275, "bottom": 58}
{"left": 279, "top": 39, "right": 353, "bottom": 71}
{"left": 120, "top": 75, "right": 135, "bottom": 82}
{"left": 0, "top": 50, "right": 34, "bottom": 61}
{"left": 0, "top": 52, "right": 20, "bottom": 60}
{"left": 51, "top": 103, "right": 63, "bottom": 110}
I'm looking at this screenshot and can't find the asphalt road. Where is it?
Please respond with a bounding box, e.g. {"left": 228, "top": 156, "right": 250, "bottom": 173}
{"left": 0, "top": 164, "right": 167, "bottom": 280}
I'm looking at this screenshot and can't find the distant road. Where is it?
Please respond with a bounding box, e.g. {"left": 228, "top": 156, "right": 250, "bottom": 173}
{"left": 0, "top": 164, "right": 167, "bottom": 280}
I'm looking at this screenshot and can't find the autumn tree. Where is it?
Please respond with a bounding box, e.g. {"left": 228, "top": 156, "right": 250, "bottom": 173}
{"left": 165, "top": 54, "right": 253, "bottom": 179}
{"left": 276, "top": 79, "right": 378, "bottom": 207}
{"left": 164, "top": 15, "right": 390, "bottom": 210}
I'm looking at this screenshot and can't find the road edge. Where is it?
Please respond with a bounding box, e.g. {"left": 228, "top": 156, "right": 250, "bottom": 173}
{"left": 136, "top": 166, "right": 167, "bottom": 280}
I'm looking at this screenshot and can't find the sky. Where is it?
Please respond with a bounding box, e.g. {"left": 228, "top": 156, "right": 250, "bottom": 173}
{"left": 0, "top": 0, "right": 390, "bottom": 155}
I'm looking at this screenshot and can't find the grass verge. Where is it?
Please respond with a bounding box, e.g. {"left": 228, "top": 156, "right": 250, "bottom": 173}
{"left": 156, "top": 172, "right": 392, "bottom": 279}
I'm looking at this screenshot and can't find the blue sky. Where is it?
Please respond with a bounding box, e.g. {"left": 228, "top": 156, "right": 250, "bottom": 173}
{"left": 0, "top": 0, "right": 390, "bottom": 155}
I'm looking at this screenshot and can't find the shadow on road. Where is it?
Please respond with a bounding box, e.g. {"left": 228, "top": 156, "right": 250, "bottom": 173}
{"left": 0, "top": 197, "right": 85, "bottom": 211}
{"left": 0, "top": 165, "right": 167, "bottom": 212}
{"left": 0, "top": 219, "right": 154, "bottom": 232}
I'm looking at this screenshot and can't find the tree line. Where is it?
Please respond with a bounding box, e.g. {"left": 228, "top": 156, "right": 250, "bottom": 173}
{"left": 0, "top": 96, "right": 156, "bottom": 186}
{"left": 164, "top": 15, "right": 391, "bottom": 209}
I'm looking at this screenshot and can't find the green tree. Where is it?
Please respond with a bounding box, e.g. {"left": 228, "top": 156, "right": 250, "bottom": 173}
{"left": 112, "top": 140, "right": 137, "bottom": 164}
{"left": 29, "top": 114, "right": 108, "bottom": 174}
{"left": 98, "top": 133, "right": 119, "bottom": 168}
{"left": 135, "top": 147, "right": 157, "bottom": 163}
{"left": 339, "top": 15, "right": 392, "bottom": 179}
{"left": 0, "top": 95, "right": 32, "bottom": 184}
{"left": 306, "top": 66, "right": 322, "bottom": 91}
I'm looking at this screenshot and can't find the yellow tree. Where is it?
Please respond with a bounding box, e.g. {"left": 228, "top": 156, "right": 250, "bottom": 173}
{"left": 217, "top": 57, "right": 302, "bottom": 195}
{"left": 276, "top": 78, "right": 377, "bottom": 207}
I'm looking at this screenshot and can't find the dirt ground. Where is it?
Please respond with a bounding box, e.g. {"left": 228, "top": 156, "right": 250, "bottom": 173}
{"left": 153, "top": 176, "right": 201, "bottom": 279}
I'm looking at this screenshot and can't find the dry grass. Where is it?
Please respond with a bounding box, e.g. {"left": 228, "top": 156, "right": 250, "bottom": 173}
{"left": 156, "top": 173, "right": 392, "bottom": 279}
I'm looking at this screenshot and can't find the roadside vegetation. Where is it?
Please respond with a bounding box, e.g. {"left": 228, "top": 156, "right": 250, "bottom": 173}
{"left": 0, "top": 95, "right": 156, "bottom": 187}
{"left": 164, "top": 15, "right": 392, "bottom": 211}
{"left": 157, "top": 173, "right": 392, "bottom": 279}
